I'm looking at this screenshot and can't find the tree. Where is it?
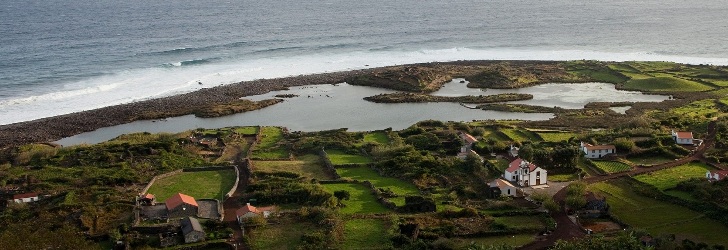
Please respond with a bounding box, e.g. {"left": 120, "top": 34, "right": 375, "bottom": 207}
{"left": 614, "top": 137, "right": 635, "bottom": 152}
{"left": 333, "top": 190, "right": 350, "bottom": 201}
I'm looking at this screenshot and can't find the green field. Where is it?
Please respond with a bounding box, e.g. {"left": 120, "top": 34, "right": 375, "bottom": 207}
{"left": 336, "top": 166, "right": 419, "bottom": 206}
{"left": 146, "top": 169, "right": 236, "bottom": 201}
{"left": 454, "top": 234, "right": 534, "bottom": 248}
{"left": 623, "top": 77, "right": 713, "bottom": 92}
{"left": 536, "top": 132, "right": 577, "bottom": 142}
{"left": 483, "top": 131, "right": 511, "bottom": 142}
{"left": 493, "top": 216, "right": 544, "bottom": 230}
{"left": 363, "top": 132, "right": 390, "bottom": 144}
{"left": 326, "top": 149, "right": 373, "bottom": 165}
{"left": 252, "top": 127, "right": 289, "bottom": 159}
{"left": 591, "top": 161, "right": 632, "bottom": 173}
{"left": 589, "top": 180, "right": 728, "bottom": 245}
{"left": 233, "top": 126, "right": 259, "bottom": 135}
{"left": 706, "top": 79, "right": 728, "bottom": 87}
{"left": 248, "top": 220, "right": 312, "bottom": 250}
{"left": 627, "top": 156, "right": 674, "bottom": 166}
{"left": 670, "top": 99, "right": 721, "bottom": 121}
{"left": 343, "top": 219, "right": 392, "bottom": 249}
{"left": 321, "top": 183, "right": 390, "bottom": 214}
{"left": 252, "top": 155, "right": 331, "bottom": 180}
{"left": 501, "top": 129, "right": 539, "bottom": 142}
{"left": 633, "top": 162, "right": 712, "bottom": 190}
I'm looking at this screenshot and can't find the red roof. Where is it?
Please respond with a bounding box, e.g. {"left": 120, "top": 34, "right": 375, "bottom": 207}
{"left": 165, "top": 193, "right": 198, "bottom": 209}
{"left": 236, "top": 203, "right": 260, "bottom": 217}
{"left": 143, "top": 193, "right": 155, "bottom": 199}
{"left": 460, "top": 133, "right": 478, "bottom": 144}
{"left": 12, "top": 192, "right": 38, "bottom": 200}
{"left": 491, "top": 179, "right": 515, "bottom": 188}
{"left": 506, "top": 158, "right": 537, "bottom": 172}
{"left": 675, "top": 131, "right": 693, "bottom": 139}
{"left": 584, "top": 144, "right": 616, "bottom": 151}
{"left": 710, "top": 170, "right": 728, "bottom": 178}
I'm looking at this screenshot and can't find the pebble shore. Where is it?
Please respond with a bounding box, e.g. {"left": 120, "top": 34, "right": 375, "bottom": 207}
{"left": 0, "top": 69, "right": 371, "bottom": 148}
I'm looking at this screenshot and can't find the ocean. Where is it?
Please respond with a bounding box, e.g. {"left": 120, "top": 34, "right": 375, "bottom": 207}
{"left": 2, "top": 0, "right": 728, "bottom": 125}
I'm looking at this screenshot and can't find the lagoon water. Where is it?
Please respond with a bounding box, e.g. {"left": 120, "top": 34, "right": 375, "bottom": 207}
{"left": 56, "top": 81, "right": 669, "bottom": 145}
{"left": 2, "top": 0, "right": 728, "bottom": 125}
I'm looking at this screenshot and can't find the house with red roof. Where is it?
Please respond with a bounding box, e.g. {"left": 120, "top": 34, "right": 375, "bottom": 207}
{"left": 580, "top": 142, "right": 616, "bottom": 159}
{"left": 490, "top": 179, "right": 519, "bottom": 197}
{"left": 236, "top": 203, "right": 274, "bottom": 224}
{"left": 672, "top": 130, "right": 694, "bottom": 145}
{"left": 706, "top": 170, "right": 728, "bottom": 182}
{"left": 460, "top": 132, "right": 478, "bottom": 149}
{"left": 504, "top": 158, "right": 547, "bottom": 187}
{"left": 139, "top": 193, "right": 156, "bottom": 206}
{"left": 166, "top": 193, "right": 199, "bottom": 218}
{"left": 11, "top": 192, "right": 39, "bottom": 203}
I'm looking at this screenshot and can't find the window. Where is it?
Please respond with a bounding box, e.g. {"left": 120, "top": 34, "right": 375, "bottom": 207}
{"left": 592, "top": 150, "right": 595, "bottom": 153}
{"left": 512, "top": 176, "right": 516, "bottom": 180}
{"left": 536, "top": 171, "right": 540, "bottom": 179}
{"left": 507, "top": 189, "right": 511, "bottom": 195}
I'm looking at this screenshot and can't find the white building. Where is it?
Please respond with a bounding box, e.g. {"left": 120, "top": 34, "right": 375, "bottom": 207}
{"left": 706, "top": 170, "right": 728, "bottom": 182}
{"left": 580, "top": 142, "right": 616, "bottom": 159}
{"left": 504, "top": 159, "right": 547, "bottom": 187}
{"left": 672, "top": 130, "right": 694, "bottom": 145}
{"left": 11, "top": 192, "right": 39, "bottom": 203}
{"left": 490, "top": 179, "right": 519, "bottom": 197}
{"left": 236, "top": 203, "right": 272, "bottom": 224}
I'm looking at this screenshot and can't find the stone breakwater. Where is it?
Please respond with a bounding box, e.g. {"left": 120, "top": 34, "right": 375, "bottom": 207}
{"left": 0, "top": 69, "right": 371, "bottom": 148}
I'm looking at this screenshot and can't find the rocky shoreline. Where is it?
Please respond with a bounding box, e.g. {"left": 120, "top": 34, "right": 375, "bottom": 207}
{"left": 0, "top": 69, "right": 372, "bottom": 148}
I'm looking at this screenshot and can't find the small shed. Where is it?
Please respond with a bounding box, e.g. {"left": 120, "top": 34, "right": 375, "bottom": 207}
{"left": 180, "top": 217, "right": 205, "bottom": 243}
{"left": 11, "top": 192, "right": 39, "bottom": 203}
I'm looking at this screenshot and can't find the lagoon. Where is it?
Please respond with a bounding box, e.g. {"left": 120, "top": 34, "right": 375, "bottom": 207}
{"left": 56, "top": 81, "right": 668, "bottom": 146}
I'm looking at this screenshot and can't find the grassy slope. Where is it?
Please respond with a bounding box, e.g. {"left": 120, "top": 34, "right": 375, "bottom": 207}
{"left": 343, "top": 219, "right": 392, "bottom": 249}
{"left": 252, "top": 127, "right": 289, "bottom": 159}
{"left": 591, "top": 161, "right": 632, "bottom": 173}
{"left": 363, "top": 132, "right": 391, "bottom": 144}
{"left": 326, "top": 149, "right": 373, "bottom": 164}
{"left": 321, "top": 183, "right": 390, "bottom": 214}
{"left": 146, "top": 169, "right": 236, "bottom": 201}
{"left": 590, "top": 180, "right": 728, "bottom": 245}
{"left": 336, "top": 166, "right": 419, "bottom": 206}
{"left": 252, "top": 154, "right": 331, "bottom": 180}
{"left": 633, "top": 162, "right": 712, "bottom": 190}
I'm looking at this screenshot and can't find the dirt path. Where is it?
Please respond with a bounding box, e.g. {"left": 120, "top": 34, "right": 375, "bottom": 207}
{"left": 222, "top": 158, "right": 251, "bottom": 250}
{"left": 520, "top": 121, "right": 720, "bottom": 250}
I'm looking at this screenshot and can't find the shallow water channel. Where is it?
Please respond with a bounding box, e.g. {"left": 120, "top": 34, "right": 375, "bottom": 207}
{"left": 56, "top": 80, "right": 668, "bottom": 146}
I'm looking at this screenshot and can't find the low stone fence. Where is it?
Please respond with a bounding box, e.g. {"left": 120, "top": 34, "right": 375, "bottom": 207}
{"left": 361, "top": 180, "right": 397, "bottom": 209}
{"left": 183, "top": 166, "right": 233, "bottom": 172}
{"left": 319, "top": 149, "right": 341, "bottom": 179}
{"left": 225, "top": 162, "right": 242, "bottom": 199}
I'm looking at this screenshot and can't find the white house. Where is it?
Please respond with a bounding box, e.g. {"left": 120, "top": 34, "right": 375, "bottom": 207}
{"left": 460, "top": 132, "right": 478, "bottom": 149}
{"left": 236, "top": 203, "right": 273, "bottom": 224}
{"left": 580, "top": 142, "right": 616, "bottom": 159}
{"left": 457, "top": 147, "right": 484, "bottom": 162}
{"left": 490, "top": 179, "right": 519, "bottom": 197}
{"left": 508, "top": 145, "right": 519, "bottom": 158}
{"left": 11, "top": 192, "right": 39, "bottom": 203}
{"left": 672, "top": 130, "right": 694, "bottom": 145}
{"left": 706, "top": 170, "right": 728, "bottom": 181}
{"left": 504, "top": 158, "right": 547, "bottom": 187}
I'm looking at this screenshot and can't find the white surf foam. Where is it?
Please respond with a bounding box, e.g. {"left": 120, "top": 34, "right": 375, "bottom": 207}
{"left": 2, "top": 47, "right": 728, "bottom": 125}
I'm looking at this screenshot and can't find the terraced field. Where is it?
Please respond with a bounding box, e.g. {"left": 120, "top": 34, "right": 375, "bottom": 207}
{"left": 336, "top": 166, "right": 419, "bottom": 206}
{"left": 589, "top": 180, "right": 728, "bottom": 245}
{"left": 321, "top": 183, "right": 390, "bottom": 214}
{"left": 591, "top": 160, "right": 631, "bottom": 173}
{"left": 633, "top": 162, "right": 713, "bottom": 190}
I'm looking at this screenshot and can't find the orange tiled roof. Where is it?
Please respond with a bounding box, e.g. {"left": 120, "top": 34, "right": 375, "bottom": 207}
{"left": 675, "top": 131, "right": 693, "bottom": 139}
{"left": 165, "top": 193, "right": 198, "bottom": 209}
{"left": 236, "top": 203, "right": 260, "bottom": 217}
{"left": 507, "top": 158, "right": 537, "bottom": 172}
{"left": 12, "top": 192, "right": 38, "bottom": 200}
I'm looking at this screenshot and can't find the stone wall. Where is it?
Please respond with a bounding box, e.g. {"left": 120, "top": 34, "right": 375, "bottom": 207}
{"left": 225, "top": 162, "right": 242, "bottom": 199}
{"left": 319, "top": 149, "right": 341, "bottom": 179}
{"left": 140, "top": 169, "right": 183, "bottom": 195}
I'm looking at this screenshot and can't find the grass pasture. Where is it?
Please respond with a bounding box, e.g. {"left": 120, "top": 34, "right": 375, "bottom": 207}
{"left": 536, "top": 132, "right": 576, "bottom": 142}
{"left": 627, "top": 156, "right": 674, "bottom": 166}
{"left": 321, "top": 183, "right": 390, "bottom": 214}
{"left": 623, "top": 77, "right": 713, "bottom": 92}
{"left": 670, "top": 99, "right": 721, "bottom": 121}
{"left": 591, "top": 160, "right": 631, "bottom": 173}
{"left": 336, "top": 166, "right": 419, "bottom": 206}
{"left": 252, "top": 154, "right": 331, "bottom": 180}
{"left": 233, "top": 126, "right": 259, "bottom": 135}
{"left": 326, "top": 149, "right": 373, "bottom": 165}
{"left": 343, "top": 219, "right": 392, "bottom": 249}
{"left": 454, "top": 234, "right": 534, "bottom": 248}
{"left": 248, "top": 219, "right": 313, "bottom": 250}
{"left": 146, "top": 169, "right": 236, "bottom": 202}
{"left": 363, "top": 132, "right": 390, "bottom": 144}
{"left": 494, "top": 216, "right": 544, "bottom": 230}
{"left": 633, "top": 162, "right": 712, "bottom": 190}
{"left": 589, "top": 180, "right": 728, "bottom": 245}
{"left": 706, "top": 79, "right": 728, "bottom": 87}
{"left": 251, "top": 127, "right": 289, "bottom": 159}
{"left": 501, "top": 129, "right": 540, "bottom": 142}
